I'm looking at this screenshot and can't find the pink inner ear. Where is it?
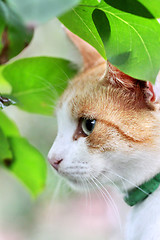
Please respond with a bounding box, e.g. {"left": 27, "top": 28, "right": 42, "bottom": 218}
{"left": 153, "top": 71, "right": 160, "bottom": 103}
{"left": 147, "top": 81, "right": 156, "bottom": 102}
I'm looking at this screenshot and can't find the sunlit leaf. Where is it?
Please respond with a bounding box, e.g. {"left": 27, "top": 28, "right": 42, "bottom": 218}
{"left": 0, "top": 111, "right": 19, "bottom": 137}
{"left": 60, "top": 0, "right": 160, "bottom": 82}
{"left": 8, "top": 137, "right": 47, "bottom": 197}
{"left": 59, "top": 0, "right": 106, "bottom": 59}
{"left": 137, "top": 0, "right": 160, "bottom": 18}
{"left": 2, "top": 57, "right": 78, "bottom": 115}
{"left": 0, "top": 65, "right": 11, "bottom": 93}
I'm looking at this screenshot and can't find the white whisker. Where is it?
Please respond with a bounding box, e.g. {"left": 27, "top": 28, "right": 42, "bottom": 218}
{"left": 90, "top": 175, "right": 110, "bottom": 208}
{"left": 100, "top": 172, "right": 121, "bottom": 193}
{"left": 80, "top": 176, "right": 89, "bottom": 209}
{"left": 108, "top": 169, "right": 149, "bottom": 196}
{"left": 83, "top": 176, "right": 92, "bottom": 213}
{"left": 90, "top": 173, "right": 122, "bottom": 232}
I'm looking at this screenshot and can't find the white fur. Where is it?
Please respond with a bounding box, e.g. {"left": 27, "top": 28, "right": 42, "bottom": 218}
{"left": 48, "top": 98, "right": 160, "bottom": 240}
{"left": 126, "top": 187, "right": 160, "bottom": 240}
{"left": 48, "top": 100, "right": 106, "bottom": 187}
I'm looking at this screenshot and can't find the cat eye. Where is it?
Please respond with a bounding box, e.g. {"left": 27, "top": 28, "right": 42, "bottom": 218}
{"left": 81, "top": 118, "right": 96, "bottom": 136}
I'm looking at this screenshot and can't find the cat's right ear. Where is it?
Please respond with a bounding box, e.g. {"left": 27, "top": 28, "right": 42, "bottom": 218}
{"left": 65, "top": 28, "right": 105, "bottom": 71}
{"left": 103, "top": 61, "right": 157, "bottom": 106}
{"left": 104, "top": 61, "right": 138, "bottom": 89}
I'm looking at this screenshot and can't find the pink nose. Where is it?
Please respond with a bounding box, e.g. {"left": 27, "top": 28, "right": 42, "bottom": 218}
{"left": 48, "top": 157, "right": 63, "bottom": 171}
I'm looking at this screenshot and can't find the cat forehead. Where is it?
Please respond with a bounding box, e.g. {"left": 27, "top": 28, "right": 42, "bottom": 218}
{"left": 58, "top": 75, "right": 145, "bottom": 127}
{"left": 57, "top": 59, "right": 156, "bottom": 131}
{"left": 58, "top": 74, "right": 133, "bottom": 121}
{"left": 56, "top": 68, "right": 156, "bottom": 146}
{"left": 58, "top": 63, "right": 106, "bottom": 112}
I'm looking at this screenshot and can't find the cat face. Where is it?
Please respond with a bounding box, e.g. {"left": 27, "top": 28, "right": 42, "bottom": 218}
{"left": 48, "top": 62, "right": 160, "bottom": 191}
{"left": 48, "top": 31, "right": 160, "bottom": 191}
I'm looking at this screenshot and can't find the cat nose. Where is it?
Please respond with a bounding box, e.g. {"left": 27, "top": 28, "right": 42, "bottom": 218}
{"left": 48, "top": 156, "right": 63, "bottom": 171}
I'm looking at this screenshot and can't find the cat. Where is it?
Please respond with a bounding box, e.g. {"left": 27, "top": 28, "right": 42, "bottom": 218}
{"left": 48, "top": 30, "right": 160, "bottom": 240}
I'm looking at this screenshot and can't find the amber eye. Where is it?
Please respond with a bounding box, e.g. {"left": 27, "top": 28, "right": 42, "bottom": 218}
{"left": 81, "top": 118, "right": 96, "bottom": 136}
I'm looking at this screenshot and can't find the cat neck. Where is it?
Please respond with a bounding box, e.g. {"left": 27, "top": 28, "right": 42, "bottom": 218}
{"left": 124, "top": 172, "right": 160, "bottom": 206}
{"left": 126, "top": 186, "right": 160, "bottom": 240}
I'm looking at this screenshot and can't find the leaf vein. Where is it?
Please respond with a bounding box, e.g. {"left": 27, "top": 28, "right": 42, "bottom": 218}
{"left": 100, "top": 8, "right": 153, "bottom": 71}
{"left": 72, "top": 8, "right": 103, "bottom": 49}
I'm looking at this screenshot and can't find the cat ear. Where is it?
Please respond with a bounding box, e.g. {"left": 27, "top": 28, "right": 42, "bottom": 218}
{"left": 105, "top": 61, "right": 136, "bottom": 88}
{"left": 65, "top": 28, "right": 105, "bottom": 71}
{"left": 104, "top": 61, "right": 156, "bottom": 103}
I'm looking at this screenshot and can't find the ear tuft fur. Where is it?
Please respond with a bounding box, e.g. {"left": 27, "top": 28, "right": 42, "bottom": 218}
{"left": 105, "top": 61, "right": 136, "bottom": 89}
{"left": 103, "top": 61, "right": 157, "bottom": 108}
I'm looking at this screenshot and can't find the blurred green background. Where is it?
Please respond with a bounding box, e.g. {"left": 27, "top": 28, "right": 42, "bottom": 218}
{"left": 0, "top": 18, "right": 128, "bottom": 240}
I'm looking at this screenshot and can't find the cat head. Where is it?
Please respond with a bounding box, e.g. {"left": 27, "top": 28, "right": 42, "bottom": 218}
{"left": 48, "top": 30, "right": 160, "bottom": 192}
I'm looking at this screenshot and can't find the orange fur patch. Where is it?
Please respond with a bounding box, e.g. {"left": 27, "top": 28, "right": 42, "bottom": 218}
{"left": 59, "top": 62, "right": 158, "bottom": 153}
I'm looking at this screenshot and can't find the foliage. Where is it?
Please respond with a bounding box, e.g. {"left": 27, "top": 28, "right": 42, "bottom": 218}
{"left": 0, "top": 0, "right": 33, "bottom": 63}
{"left": 0, "top": 111, "right": 46, "bottom": 196}
{"left": 60, "top": 0, "right": 160, "bottom": 82}
{"left": 0, "top": 0, "right": 160, "bottom": 196}
{"left": 2, "top": 57, "right": 77, "bottom": 114}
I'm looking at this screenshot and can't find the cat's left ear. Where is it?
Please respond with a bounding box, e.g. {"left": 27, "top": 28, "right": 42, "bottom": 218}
{"left": 103, "top": 61, "right": 156, "bottom": 103}
{"left": 64, "top": 28, "right": 105, "bottom": 71}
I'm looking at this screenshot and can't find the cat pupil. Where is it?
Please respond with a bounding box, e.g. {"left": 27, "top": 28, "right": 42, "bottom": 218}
{"left": 82, "top": 118, "right": 96, "bottom": 135}
{"left": 86, "top": 119, "right": 95, "bottom": 132}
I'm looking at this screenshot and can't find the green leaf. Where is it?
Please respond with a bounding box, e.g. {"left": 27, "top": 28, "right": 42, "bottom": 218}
{"left": 60, "top": 0, "right": 160, "bottom": 82}
{"left": 8, "top": 137, "right": 46, "bottom": 197}
{"left": 0, "top": 128, "right": 12, "bottom": 164}
{"left": 95, "top": 0, "right": 160, "bottom": 82}
{"left": 0, "top": 0, "right": 33, "bottom": 63}
{"left": 59, "top": 0, "right": 106, "bottom": 59}
{"left": 102, "top": 0, "right": 160, "bottom": 18}
{"left": 6, "top": 0, "right": 80, "bottom": 24}
{"left": 0, "top": 111, "right": 46, "bottom": 196}
{"left": 2, "top": 57, "right": 78, "bottom": 115}
{"left": 0, "top": 111, "right": 18, "bottom": 166}
{"left": 138, "top": 0, "right": 160, "bottom": 18}
{"left": 0, "top": 110, "right": 18, "bottom": 166}
{"left": 0, "top": 111, "right": 19, "bottom": 137}
{"left": 0, "top": 65, "right": 11, "bottom": 93}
